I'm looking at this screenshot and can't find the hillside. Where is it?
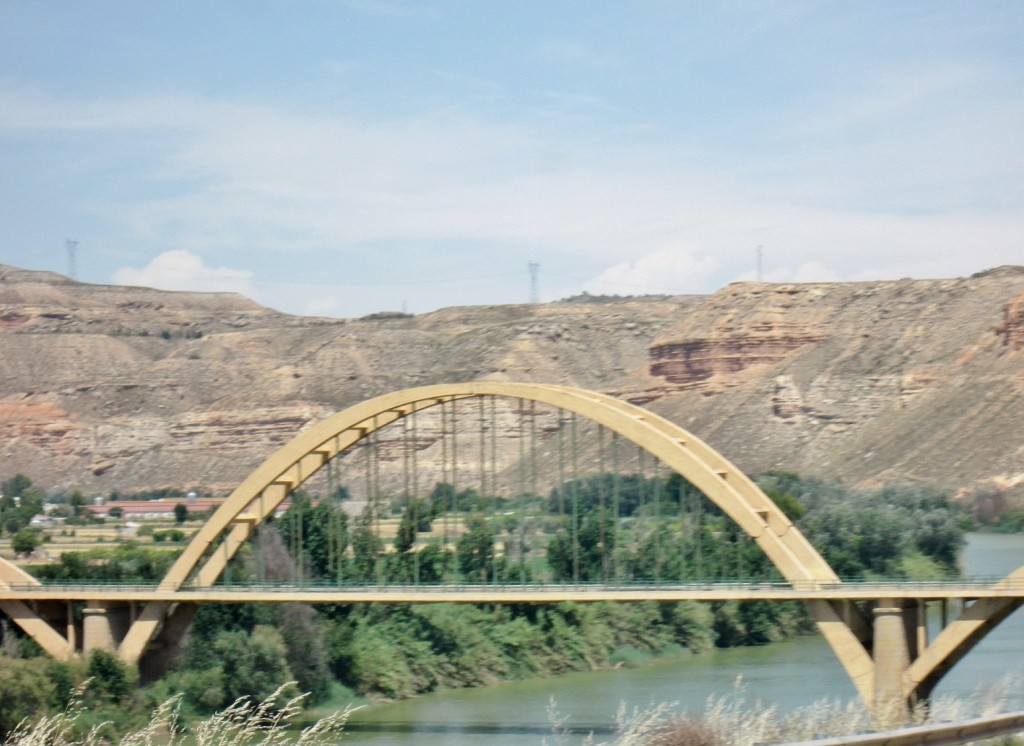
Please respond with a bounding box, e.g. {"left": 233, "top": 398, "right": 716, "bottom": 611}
{"left": 1, "top": 263, "right": 1022, "bottom": 500}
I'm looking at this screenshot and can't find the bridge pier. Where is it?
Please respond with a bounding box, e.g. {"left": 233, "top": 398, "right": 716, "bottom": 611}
{"left": 65, "top": 601, "right": 77, "bottom": 651}
{"left": 872, "top": 605, "right": 912, "bottom": 723}
{"left": 137, "top": 603, "right": 198, "bottom": 683}
{"left": 813, "top": 597, "right": 946, "bottom": 721}
{"left": 82, "top": 601, "right": 131, "bottom": 654}
{"left": 813, "top": 586, "right": 1024, "bottom": 722}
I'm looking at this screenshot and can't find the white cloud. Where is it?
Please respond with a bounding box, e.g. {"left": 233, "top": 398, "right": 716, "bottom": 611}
{"left": 734, "top": 261, "right": 840, "bottom": 285}
{"left": 112, "top": 250, "right": 257, "bottom": 296}
{"left": 582, "top": 250, "right": 719, "bottom": 296}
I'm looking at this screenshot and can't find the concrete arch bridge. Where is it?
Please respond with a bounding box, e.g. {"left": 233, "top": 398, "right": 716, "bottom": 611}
{"left": 1, "top": 383, "right": 1022, "bottom": 716}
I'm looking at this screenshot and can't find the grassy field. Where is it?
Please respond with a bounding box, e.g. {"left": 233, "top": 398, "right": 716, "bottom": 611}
{"left": 0, "top": 519, "right": 193, "bottom": 563}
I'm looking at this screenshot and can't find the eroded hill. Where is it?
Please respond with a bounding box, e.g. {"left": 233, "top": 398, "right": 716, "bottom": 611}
{"left": 1, "top": 263, "right": 1022, "bottom": 500}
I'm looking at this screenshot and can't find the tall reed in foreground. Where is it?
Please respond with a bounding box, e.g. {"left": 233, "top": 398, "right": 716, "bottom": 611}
{"left": 4, "top": 677, "right": 1021, "bottom": 745}
{"left": 547, "top": 675, "right": 1024, "bottom": 746}
{"left": 3, "top": 685, "right": 356, "bottom": 746}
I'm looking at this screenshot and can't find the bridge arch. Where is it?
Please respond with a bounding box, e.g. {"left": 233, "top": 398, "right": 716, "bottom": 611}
{"left": 118, "top": 383, "right": 857, "bottom": 678}
{"left": 157, "top": 382, "right": 840, "bottom": 592}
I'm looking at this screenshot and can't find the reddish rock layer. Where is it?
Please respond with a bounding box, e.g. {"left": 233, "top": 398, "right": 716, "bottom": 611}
{"left": 997, "top": 293, "right": 1024, "bottom": 351}
{"left": 649, "top": 325, "right": 826, "bottom": 390}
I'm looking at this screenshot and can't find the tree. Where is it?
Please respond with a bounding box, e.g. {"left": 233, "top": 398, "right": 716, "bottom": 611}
{"left": 617, "top": 519, "right": 689, "bottom": 582}
{"left": 416, "top": 543, "right": 451, "bottom": 583}
{"left": 251, "top": 524, "right": 297, "bottom": 582}
{"left": 666, "top": 601, "right": 715, "bottom": 653}
{"left": 276, "top": 604, "right": 332, "bottom": 702}
{"left": 274, "top": 494, "right": 350, "bottom": 582}
{"left": 86, "top": 649, "right": 133, "bottom": 702}
{"left": 457, "top": 512, "right": 494, "bottom": 581}
{"left": 213, "top": 625, "right": 297, "bottom": 705}
{"left": 173, "top": 502, "right": 188, "bottom": 524}
{"left": 68, "top": 491, "right": 87, "bottom": 518}
{"left": 547, "top": 507, "right": 616, "bottom": 581}
{"left": 1, "top": 474, "right": 33, "bottom": 506}
{"left": 393, "top": 501, "right": 430, "bottom": 555}
{"left": 791, "top": 479, "right": 971, "bottom": 578}
{"left": 429, "top": 482, "right": 456, "bottom": 515}
{"left": 11, "top": 528, "right": 41, "bottom": 555}
{"left": 1, "top": 474, "right": 45, "bottom": 534}
{"left": 350, "top": 521, "right": 383, "bottom": 583}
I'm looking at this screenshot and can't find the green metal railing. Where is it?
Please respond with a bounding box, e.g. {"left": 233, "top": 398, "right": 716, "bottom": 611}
{"left": 8, "top": 574, "right": 1024, "bottom": 594}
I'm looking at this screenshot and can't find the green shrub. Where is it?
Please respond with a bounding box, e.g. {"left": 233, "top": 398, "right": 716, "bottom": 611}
{"left": 609, "top": 646, "right": 652, "bottom": 668}
{"left": 0, "top": 658, "right": 56, "bottom": 736}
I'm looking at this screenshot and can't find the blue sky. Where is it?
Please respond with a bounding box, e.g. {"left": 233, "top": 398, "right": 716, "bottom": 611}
{"left": 1, "top": 1, "right": 1022, "bottom": 317}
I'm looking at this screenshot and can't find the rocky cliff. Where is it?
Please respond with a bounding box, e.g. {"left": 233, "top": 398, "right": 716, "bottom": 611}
{"left": 1, "top": 263, "right": 1022, "bottom": 499}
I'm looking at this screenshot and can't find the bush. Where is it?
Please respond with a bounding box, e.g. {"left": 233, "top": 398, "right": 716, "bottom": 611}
{"left": 609, "top": 646, "right": 652, "bottom": 668}
{"left": 0, "top": 658, "right": 56, "bottom": 736}
{"left": 152, "top": 529, "right": 185, "bottom": 543}
{"left": 213, "top": 626, "right": 298, "bottom": 707}
{"left": 86, "top": 649, "right": 134, "bottom": 702}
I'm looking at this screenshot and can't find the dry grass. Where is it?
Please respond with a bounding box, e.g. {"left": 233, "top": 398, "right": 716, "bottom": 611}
{"left": 5, "top": 677, "right": 1021, "bottom": 745}
{"left": 643, "top": 719, "right": 724, "bottom": 746}
{"left": 569, "top": 675, "right": 1024, "bottom": 746}
{"left": 3, "top": 685, "right": 357, "bottom": 746}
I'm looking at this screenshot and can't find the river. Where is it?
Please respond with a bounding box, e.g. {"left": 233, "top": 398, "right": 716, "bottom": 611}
{"left": 332, "top": 533, "right": 1024, "bottom": 744}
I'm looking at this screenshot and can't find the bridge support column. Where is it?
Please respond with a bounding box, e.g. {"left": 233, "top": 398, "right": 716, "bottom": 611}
{"left": 138, "top": 603, "right": 199, "bottom": 683}
{"left": 82, "top": 602, "right": 130, "bottom": 654}
{"left": 66, "top": 601, "right": 76, "bottom": 652}
{"left": 872, "top": 605, "right": 911, "bottom": 724}
{"left": 83, "top": 605, "right": 113, "bottom": 653}
{"left": 908, "top": 600, "right": 927, "bottom": 659}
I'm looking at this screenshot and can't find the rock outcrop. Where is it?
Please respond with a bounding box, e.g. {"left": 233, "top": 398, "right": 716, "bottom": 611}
{"left": 997, "top": 293, "right": 1024, "bottom": 351}
{"left": 632, "top": 273, "right": 1024, "bottom": 493}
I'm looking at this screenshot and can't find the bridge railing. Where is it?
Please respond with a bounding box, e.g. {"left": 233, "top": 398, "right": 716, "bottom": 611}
{"left": 6, "top": 575, "right": 1024, "bottom": 594}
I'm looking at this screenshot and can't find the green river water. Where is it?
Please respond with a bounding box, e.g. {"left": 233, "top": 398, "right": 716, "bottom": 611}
{"left": 332, "top": 533, "right": 1024, "bottom": 744}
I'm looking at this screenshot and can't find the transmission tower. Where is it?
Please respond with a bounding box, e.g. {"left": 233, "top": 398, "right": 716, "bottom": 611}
{"left": 528, "top": 261, "right": 540, "bottom": 303}
{"left": 66, "top": 239, "right": 78, "bottom": 280}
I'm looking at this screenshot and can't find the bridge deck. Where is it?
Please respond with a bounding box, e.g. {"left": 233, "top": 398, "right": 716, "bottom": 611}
{"left": 4, "top": 579, "right": 1024, "bottom": 604}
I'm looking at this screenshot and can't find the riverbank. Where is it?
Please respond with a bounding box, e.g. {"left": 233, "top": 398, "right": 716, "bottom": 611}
{"left": 308, "top": 533, "right": 1024, "bottom": 745}
{"left": 320, "top": 598, "right": 809, "bottom": 701}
